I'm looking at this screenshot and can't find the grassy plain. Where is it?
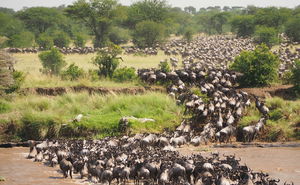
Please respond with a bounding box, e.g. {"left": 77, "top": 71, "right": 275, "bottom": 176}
{"left": 0, "top": 92, "right": 183, "bottom": 141}
{"left": 13, "top": 51, "right": 174, "bottom": 88}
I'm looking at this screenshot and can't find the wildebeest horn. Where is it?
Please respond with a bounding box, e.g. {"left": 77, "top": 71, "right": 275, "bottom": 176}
{"left": 275, "top": 179, "right": 280, "bottom": 183}
{"left": 237, "top": 157, "right": 241, "bottom": 161}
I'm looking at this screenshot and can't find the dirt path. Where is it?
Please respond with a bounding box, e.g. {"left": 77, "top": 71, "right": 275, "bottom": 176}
{"left": 179, "top": 146, "right": 300, "bottom": 185}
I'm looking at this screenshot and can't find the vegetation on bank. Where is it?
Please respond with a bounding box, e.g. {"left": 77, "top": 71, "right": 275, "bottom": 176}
{"left": 238, "top": 97, "right": 300, "bottom": 142}
{"left": 0, "top": 92, "right": 183, "bottom": 141}
{"left": 230, "top": 44, "right": 280, "bottom": 87}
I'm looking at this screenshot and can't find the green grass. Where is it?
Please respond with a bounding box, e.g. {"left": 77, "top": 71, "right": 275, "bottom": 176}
{"left": 0, "top": 92, "right": 183, "bottom": 140}
{"left": 238, "top": 97, "right": 300, "bottom": 141}
{"left": 12, "top": 51, "right": 176, "bottom": 88}
{"left": 0, "top": 176, "right": 5, "bottom": 181}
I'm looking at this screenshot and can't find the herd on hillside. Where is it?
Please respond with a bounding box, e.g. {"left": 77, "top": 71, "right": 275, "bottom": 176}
{"left": 24, "top": 35, "right": 300, "bottom": 184}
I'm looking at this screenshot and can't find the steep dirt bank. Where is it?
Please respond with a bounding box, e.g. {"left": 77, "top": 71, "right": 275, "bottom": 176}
{"left": 239, "top": 85, "right": 295, "bottom": 100}
{"left": 19, "top": 86, "right": 165, "bottom": 96}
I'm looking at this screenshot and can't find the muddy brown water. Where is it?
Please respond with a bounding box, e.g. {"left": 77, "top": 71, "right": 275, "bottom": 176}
{"left": 0, "top": 147, "right": 299, "bottom": 185}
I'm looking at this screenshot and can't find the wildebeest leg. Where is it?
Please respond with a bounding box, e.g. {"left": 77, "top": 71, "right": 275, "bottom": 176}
{"left": 69, "top": 169, "right": 72, "bottom": 179}
{"left": 63, "top": 171, "right": 67, "bottom": 178}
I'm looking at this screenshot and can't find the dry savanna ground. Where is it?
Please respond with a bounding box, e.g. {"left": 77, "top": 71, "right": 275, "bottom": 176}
{"left": 13, "top": 51, "right": 177, "bottom": 88}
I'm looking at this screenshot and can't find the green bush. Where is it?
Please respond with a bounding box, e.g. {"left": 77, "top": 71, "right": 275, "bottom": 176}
{"left": 7, "top": 31, "right": 35, "bottom": 48}
{"left": 36, "top": 33, "right": 53, "bottom": 50}
{"left": 254, "top": 26, "right": 279, "bottom": 47}
{"left": 112, "top": 67, "right": 137, "bottom": 82}
{"left": 230, "top": 44, "right": 280, "bottom": 87}
{"left": 132, "top": 20, "right": 167, "bottom": 48}
{"left": 291, "top": 59, "right": 300, "bottom": 91}
{"left": 285, "top": 16, "right": 300, "bottom": 42}
{"left": 158, "top": 60, "right": 171, "bottom": 73}
{"left": 109, "top": 27, "right": 131, "bottom": 45}
{"left": 230, "top": 15, "right": 255, "bottom": 37}
{"left": 93, "top": 44, "right": 123, "bottom": 78}
{"left": 269, "top": 109, "right": 284, "bottom": 121}
{"left": 73, "top": 33, "right": 87, "bottom": 48}
{"left": 61, "top": 63, "right": 84, "bottom": 81}
{"left": 52, "top": 31, "right": 70, "bottom": 48}
{"left": 38, "top": 48, "right": 66, "bottom": 75}
{"left": 6, "top": 71, "right": 25, "bottom": 93}
{"left": 183, "top": 28, "right": 194, "bottom": 43}
{"left": 0, "top": 100, "right": 11, "bottom": 113}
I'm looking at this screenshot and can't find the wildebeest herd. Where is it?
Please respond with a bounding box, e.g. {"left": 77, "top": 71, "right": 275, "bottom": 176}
{"left": 25, "top": 35, "right": 299, "bottom": 184}
{"left": 27, "top": 137, "right": 286, "bottom": 185}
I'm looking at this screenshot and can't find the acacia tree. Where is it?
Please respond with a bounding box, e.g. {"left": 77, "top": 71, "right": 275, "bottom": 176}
{"left": 65, "top": 0, "right": 118, "bottom": 48}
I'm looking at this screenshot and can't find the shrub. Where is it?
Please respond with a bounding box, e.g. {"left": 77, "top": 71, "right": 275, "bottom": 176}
{"left": 108, "top": 27, "right": 131, "bottom": 45}
{"left": 36, "top": 33, "right": 53, "bottom": 50}
{"left": 93, "top": 44, "right": 123, "bottom": 78}
{"left": 61, "top": 63, "right": 84, "bottom": 81}
{"left": 52, "top": 31, "right": 70, "bottom": 48}
{"left": 230, "top": 44, "right": 280, "bottom": 87}
{"left": 291, "top": 59, "right": 300, "bottom": 91}
{"left": 38, "top": 48, "right": 66, "bottom": 75}
{"left": 254, "top": 26, "right": 279, "bottom": 47}
{"left": 6, "top": 71, "right": 25, "bottom": 93}
{"left": 132, "top": 20, "right": 166, "bottom": 48}
{"left": 158, "top": 60, "right": 171, "bottom": 73}
{"left": 183, "top": 28, "right": 194, "bottom": 43}
{"left": 73, "top": 33, "right": 86, "bottom": 48}
{"left": 0, "top": 100, "right": 11, "bottom": 113}
{"left": 112, "top": 67, "right": 137, "bottom": 82}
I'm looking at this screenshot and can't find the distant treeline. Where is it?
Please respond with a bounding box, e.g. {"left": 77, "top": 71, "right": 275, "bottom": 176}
{"left": 0, "top": 1, "right": 299, "bottom": 48}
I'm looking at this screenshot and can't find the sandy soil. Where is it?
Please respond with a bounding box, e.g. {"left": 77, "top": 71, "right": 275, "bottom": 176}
{"left": 0, "top": 146, "right": 299, "bottom": 185}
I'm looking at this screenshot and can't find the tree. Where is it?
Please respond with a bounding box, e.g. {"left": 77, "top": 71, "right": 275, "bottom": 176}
{"left": 291, "top": 59, "right": 300, "bottom": 91}
{"left": 16, "top": 7, "right": 69, "bottom": 35}
{"left": 231, "top": 15, "right": 255, "bottom": 37}
{"left": 93, "top": 44, "right": 122, "bottom": 78}
{"left": 210, "top": 12, "right": 229, "bottom": 34}
{"left": 52, "top": 30, "right": 71, "bottom": 48}
{"left": 127, "top": 0, "right": 169, "bottom": 28}
{"left": 254, "top": 7, "right": 291, "bottom": 30}
{"left": 183, "top": 28, "right": 194, "bottom": 43}
{"left": 230, "top": 44, "right": 280, "bottom": 87}
{"left": 285, "top": 16, "right": 300, "bottom": 42}
{"left": 0, "top": 12, "right": 25, "bottom": 38}
{"left": 38, "top": 48, "right": 66, "bottom": 75}
{"left": 184, "top": 6, "right": 196, "bottom": 14}
{"left": 132, "top": 20, "right": 166, "bottom": 48}
{"left": 254, "top": 26, "right": 279, "bottom": 47}
{"left": 108, "top": 26, "right": 131, "bottom": 45}
{"left": 36, "top": 33, "right": 54, "bottom": 50}
{"left": 65, "top": 0, "right": 118, "bottom": 48}
{"left": 7, "top": 31, "right": 35, "bottom": 48}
